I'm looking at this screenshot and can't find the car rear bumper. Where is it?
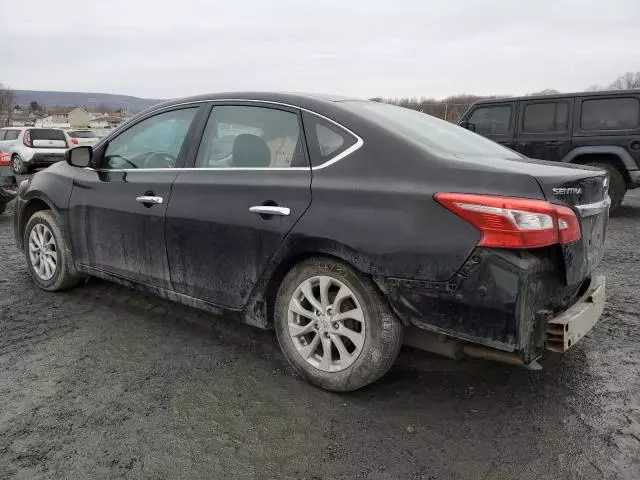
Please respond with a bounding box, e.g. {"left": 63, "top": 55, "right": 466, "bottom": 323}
{"left": 27, "top": 152, "right": 66, "bottom": 167}
{"left": 546, "top": 275, "right": 605, "bottom": 352}
{"left": 377, "top": 247, "right": 605, "bottom": 365}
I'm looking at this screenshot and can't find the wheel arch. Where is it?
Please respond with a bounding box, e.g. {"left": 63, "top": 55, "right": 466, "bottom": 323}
{"left": 563, "top": 146, "right": 635, "bottom": 185}
{"left": 17, "top": 196, "right": 56, "bottom": 251}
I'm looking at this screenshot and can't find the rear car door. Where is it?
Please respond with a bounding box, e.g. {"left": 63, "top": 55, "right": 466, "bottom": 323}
{"left": 465, "top": 102, "right": 516, "bottom": 148}
{"left": 68, "top": 105, "right": 203, "bottom": 289}
{"left": 514, "top": 98, "right": 574, "bottom": 161}
{"left": 165, "top": 102, "right": 312, "bottom": 309}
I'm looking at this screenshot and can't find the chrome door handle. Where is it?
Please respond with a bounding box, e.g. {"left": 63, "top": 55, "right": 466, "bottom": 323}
{"left": 249, "top": 205, "right": 290, "bottom": 216}
{"left": 136, "top": 195, "right": 163, "bottom": 205}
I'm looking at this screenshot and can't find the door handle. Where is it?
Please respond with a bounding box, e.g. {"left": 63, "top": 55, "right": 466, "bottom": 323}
{"left": 136, "top": 195, "right": 164, "bottom": 205}
{"left": 249, "top": 205, "right": 290, "bottom": 216}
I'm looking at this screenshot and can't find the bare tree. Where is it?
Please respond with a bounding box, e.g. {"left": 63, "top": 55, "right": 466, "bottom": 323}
{"left": 609, "top": 72, "right": 640, "bottom": 90}
{"left": 0, "top": 83, "right": 15, "bottom": 127}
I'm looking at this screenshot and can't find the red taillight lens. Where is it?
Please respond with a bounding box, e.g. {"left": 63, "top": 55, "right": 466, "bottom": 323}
{"left": 434, "top": 193, "right": 581, "bottom": 248}
{"left": 71, "top": 138, "right": 79, "bottom": 145}
{"left": 23, "top": 130, "right": 32, "bottom": 147}
{"left": 0, "top": 152, "right": 10, "bottom": 166}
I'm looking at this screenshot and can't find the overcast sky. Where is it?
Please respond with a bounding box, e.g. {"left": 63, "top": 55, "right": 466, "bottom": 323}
{"left": 1, "top": 0, "right": 639, "bottom": 99}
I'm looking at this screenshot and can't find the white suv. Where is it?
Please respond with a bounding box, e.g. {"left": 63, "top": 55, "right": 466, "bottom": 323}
{"left": 0, "top": 127, "right": 69, "bottom": 174}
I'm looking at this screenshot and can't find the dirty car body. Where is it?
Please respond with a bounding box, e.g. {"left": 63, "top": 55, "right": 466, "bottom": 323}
{"left": 13, "top": 92, "right": 609, "bottom": 376}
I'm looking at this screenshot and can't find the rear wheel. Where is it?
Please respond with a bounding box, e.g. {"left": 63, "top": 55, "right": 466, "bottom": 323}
{"left": 11, "top": 155, "right": 27, "bottom": 175}
{"left": 24, "top": 210, "right": 82, "bottom": 291}
{"left": 586, "top": 162, "right": 626, "bottom": 213}
{"left": 274, "top": 257, "right": 403, "bottom": 392}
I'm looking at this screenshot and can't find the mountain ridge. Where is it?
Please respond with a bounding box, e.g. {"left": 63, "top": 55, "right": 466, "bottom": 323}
{"left": 13, "top": 90, "right": 164, "bottom": 113}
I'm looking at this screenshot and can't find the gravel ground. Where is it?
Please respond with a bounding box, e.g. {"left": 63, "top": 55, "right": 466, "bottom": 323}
{"left": 1, "top": 191, "right": 639, "bottom": 480}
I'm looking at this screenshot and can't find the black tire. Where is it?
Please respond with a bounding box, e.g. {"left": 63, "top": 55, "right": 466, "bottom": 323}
{"left": 586, "top": 162, "right": 626, "bottom": 213}
{"left": 0, "top": 203, "right": 6, "bottom": 215}
{"left": 23, "top": 210, "right": 82, "bottom": 291}
{"left": 11, "top": 154, "right": 27, "bottom": 175}
{"left": 274, "top": 257, "right": 403, "bottom": 392}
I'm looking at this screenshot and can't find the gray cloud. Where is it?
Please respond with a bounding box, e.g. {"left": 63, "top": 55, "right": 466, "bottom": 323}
{"left": 1, "top": 0, "right": 639, "bottom": 99}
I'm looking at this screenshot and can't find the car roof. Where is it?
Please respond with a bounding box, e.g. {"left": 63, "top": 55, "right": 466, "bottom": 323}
{"left": 140, "top": 91, "right": 368, "bottom": 117}
{"left": 472, "top": 89, "right": 640, "bottom": 105}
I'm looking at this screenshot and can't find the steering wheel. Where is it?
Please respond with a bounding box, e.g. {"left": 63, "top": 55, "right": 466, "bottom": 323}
{"left": 106, "top": 154, "right": 139, "bottom": 169}
{"left": 144, "top": 152, "right": 177, "bottom": 168}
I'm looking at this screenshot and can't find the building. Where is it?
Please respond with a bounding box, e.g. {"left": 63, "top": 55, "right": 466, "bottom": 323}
{"left": 89, "top": 115, "right": 124, "bottom": 129}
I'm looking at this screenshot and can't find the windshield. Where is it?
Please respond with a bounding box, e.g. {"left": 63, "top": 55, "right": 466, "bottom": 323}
{"left": 345, "top": 101, "right": 522, "bottom": 159}
{"left": 69, "top": 130, "right": 97, "bottom": 138}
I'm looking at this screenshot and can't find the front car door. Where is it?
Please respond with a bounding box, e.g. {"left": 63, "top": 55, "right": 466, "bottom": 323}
{"left": 465, "top": 101, "right": 517, "bottom": 148}
{"left": 68, "top": 105, "right": 204, "bottom": 289}
{"left": 514, "top": 98, "right": 574, "bottom": 161}
{"left": 165, "top": 102, "right": 312, "bottom": 309}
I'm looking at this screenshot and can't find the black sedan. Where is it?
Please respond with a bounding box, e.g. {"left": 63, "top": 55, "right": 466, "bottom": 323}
{"left": 13, "top": 92, "right": 609, "bottom": 391}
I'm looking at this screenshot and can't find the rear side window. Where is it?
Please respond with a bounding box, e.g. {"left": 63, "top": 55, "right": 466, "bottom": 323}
{"left": 0, "top": 130, "right": 6, "bottom": 140}
{"left": 580, "top": 97, "right": 640, "bottom": 131}
{"left": 4, "top": 130, "right": 20, "bottom": 141}
{"left": 522, "top": 102, "right": 569, "bottom": 133}
{"left": 30, "top": 129, "right": 67, "bottom": 141}
{"left": 467, "top": 105, "right": 512, "bottom": 134}
{"left": 302, "top": 112, "right": 357, "bottom": 167}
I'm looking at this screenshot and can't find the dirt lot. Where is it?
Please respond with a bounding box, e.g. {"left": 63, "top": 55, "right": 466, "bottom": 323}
{"left": 1, "top": 192, "right": 639, "bottom": 480}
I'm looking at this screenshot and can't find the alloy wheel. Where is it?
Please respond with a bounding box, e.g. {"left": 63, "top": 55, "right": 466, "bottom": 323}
{"left": 28, "top": 224, "right": 58, "bottom": 281}
{"left": 288, "top": 275, "right": 366, "bottom": 372}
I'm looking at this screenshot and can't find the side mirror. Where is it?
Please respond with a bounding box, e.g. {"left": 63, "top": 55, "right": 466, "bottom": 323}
{"left": 459, "top": 121, "right": 477, "bottom": 132}
{"left": 66, "top": 146, "right": 92, "bottom": 168}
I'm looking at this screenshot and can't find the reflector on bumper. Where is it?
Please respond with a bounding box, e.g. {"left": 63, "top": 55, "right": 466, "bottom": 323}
{"left": 546, "top": 276, "right": 606, "bottom": 352}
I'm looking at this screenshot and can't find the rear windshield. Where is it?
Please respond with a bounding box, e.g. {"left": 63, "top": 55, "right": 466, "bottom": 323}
{"left": 68, "top": 130, "right": 97, "bottom": 138}
{"left": 344, "top": 101, "right": 521, "bottom": 159}
{"left": 29, "top": 129, "right": 67, "bottom": 141}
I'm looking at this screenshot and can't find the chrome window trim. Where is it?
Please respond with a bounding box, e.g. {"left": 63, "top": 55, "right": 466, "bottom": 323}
{"left": 92, "top": 98, "right": 364, "bottom": 172}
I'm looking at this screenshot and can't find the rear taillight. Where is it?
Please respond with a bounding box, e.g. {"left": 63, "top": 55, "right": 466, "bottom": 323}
{"left": 71, "top": 138, "right": 79, "bottom": 145}
{"left": 0, "top": 153, "right": 10, "bottom": 166}
{"left": 23, "top": 130, "right": 32, "bottom": 147}
{"left": 434, "top": 193, "right": 581, "bottom": 248}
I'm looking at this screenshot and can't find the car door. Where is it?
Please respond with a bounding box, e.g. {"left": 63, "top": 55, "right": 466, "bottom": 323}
{"left": 465, "top": 102, "right": 517, "bottom": 148}
{"left": 165, "top": 102, "right": 312, "bottom": 309}
{"left": 68, "top": 105, "right": 204, "bottom": 289}
{"left": 514, "top": 98, "right": 574, "bottom": 161}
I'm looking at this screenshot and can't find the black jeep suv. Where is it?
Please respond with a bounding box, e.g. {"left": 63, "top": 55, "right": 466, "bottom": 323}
{"left": 459, "top": 90, "right": 640, "bottom": 212}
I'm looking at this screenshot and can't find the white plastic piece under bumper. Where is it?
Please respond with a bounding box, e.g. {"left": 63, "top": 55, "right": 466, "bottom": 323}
{"left": 546, "top": 276, "right": 606, "bottom": 353}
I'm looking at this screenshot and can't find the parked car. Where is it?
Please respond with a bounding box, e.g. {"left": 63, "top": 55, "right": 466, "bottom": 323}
{"left": 0, "top": 127, "right": 69, "bottom": 174}
{"left": 65, "top": 129, "right": 101, "bottom": 147}
{"left": 458, "top": 90, "right": 640, "bottom": 212}
{"left": 13, "top": 93, "right": 609, "bottom": 391}
{"left": 0, "top": 152, "right": 17, "bottom": 214}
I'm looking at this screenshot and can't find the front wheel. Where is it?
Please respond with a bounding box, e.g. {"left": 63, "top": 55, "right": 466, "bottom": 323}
{"left": 586, "top": 162, "right": 626, "bottom": 213}
{"left": 24, "top": 210, "right": 82, "bottom": 291}
{"left": 274, "top": 257, "right": 403, "bottom": 392}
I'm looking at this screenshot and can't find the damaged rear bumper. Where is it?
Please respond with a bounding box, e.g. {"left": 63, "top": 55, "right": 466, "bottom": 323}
{"left": 546, "top": 276, "right": 605, "bottom": 352}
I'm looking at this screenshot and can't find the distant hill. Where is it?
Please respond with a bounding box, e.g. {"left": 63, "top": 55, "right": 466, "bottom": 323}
{"left": 13, "top": 90, "right": 164, "bottom": 113}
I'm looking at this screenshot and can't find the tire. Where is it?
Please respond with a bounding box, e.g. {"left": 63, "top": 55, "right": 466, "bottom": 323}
{"left": 586, "top": 162, "right": 626, "bottom": 213}
{"left": 0, "top": 203, "right": 6, "bottom": 215}
{"left": 11, "top": 154, "right": 27, "bottom": 175}
{"left": 23, "top": 210, "right": 82, "bottom": 291}
{"left": 274, "top": 257, "right": 403, "bottom": 392}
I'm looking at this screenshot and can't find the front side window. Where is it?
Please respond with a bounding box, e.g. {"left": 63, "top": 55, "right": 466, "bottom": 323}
{"left": 4, "top": 130, "right": 20, "bottom": 141}
{"left": 522, "top": 102, "right": 569, "bottom": 133}
{"left": 103, "top": 108, "right": 198, "bottom": 169}
{"left": 195, "top": 106, "right": 305, "bottom": 168}
{"left": 580, "top": 97, "right": 640, "bottom": 131}
{"left": 467, "top": 105, "right": 512, "bottom": 135}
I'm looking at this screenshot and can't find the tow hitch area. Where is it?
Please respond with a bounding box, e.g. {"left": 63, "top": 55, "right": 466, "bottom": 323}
{"left": 546, "top": 276, "right": 606, "bottom": 352}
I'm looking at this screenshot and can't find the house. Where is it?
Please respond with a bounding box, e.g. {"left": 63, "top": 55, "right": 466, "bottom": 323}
{"left": 89, "top": 115, "right": 124, "bottom": 129}
{"left": 68, "top": 108, "right": 94, "bottom": 128}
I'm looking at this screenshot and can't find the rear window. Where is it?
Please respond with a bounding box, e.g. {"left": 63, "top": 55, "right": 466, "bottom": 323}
{"left": 344, "top": 101, "right": 521, "bottom": 159}
{"left": 580, "top": 97, "right": 640, "bottom": 131}
{"left": 68, "top": 130, "right": 97, "bottom": 138}
{"left": 522, "top": 102, "right": 569, "bottom": 133}
{"left": 30, "top": 129, "right": 67, "bottom": 141}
